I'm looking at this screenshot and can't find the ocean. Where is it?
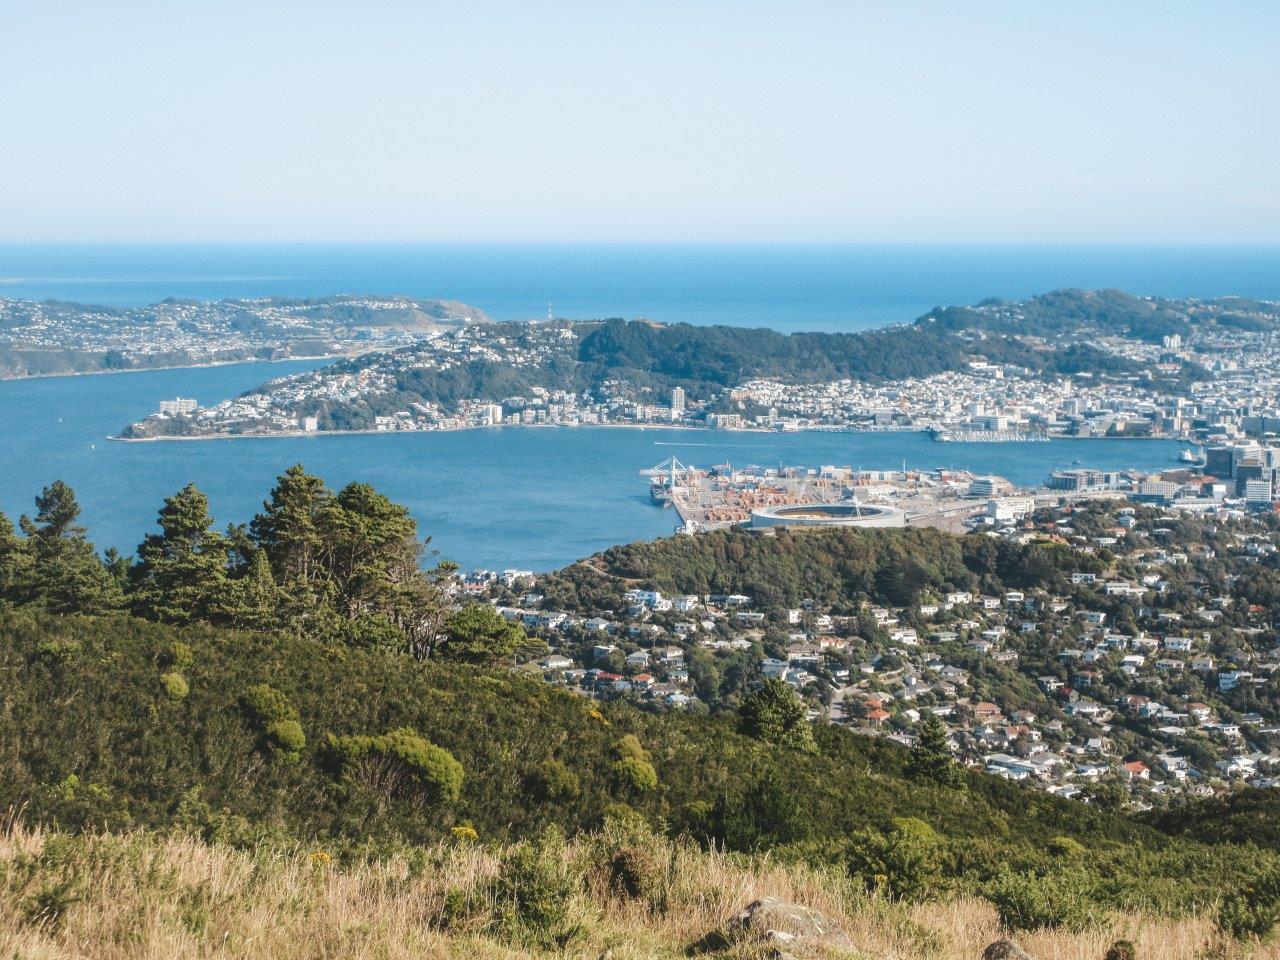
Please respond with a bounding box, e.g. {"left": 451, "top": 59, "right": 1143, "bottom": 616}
{"left": 0, "top": 243, "right": 1265, "bottom": 569}
{"left": 2, "top": 243, "right": 1280, "bottom": 331}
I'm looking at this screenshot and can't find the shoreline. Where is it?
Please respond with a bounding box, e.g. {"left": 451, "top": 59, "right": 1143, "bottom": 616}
{"left": 0, "top": 353, "right": 345, "bottom": 384}
{"left": 108, "top": 421, "right": 1192, "bottom": 444}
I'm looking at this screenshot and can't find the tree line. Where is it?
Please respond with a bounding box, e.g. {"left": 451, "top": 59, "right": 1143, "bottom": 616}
{"left": 0, "top": 465, "right": 530, "bottom": 664}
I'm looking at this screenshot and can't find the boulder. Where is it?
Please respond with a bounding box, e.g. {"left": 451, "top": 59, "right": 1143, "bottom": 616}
{"left": 732, "top": 897, "right": 856, "bottom": 953}
{"left": 982, "top": 940, "right": 1037, "bottom": 960}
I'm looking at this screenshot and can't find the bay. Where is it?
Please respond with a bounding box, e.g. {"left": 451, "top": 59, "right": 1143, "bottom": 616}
{"left": 0, "top": 361, "right": 1186, "bottom": 571}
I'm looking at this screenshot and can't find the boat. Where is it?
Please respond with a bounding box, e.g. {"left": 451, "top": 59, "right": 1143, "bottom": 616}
{"left": 1179, "top": 448, "right": 1201, "bottom": 464}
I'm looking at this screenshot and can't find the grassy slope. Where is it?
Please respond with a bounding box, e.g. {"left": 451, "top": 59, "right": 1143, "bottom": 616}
{"left": 0, "top": 820, "right": 1249, "bottom": 960}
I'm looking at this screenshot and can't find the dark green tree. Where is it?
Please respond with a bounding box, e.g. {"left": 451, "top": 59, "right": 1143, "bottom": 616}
{"left": 131, "top": 483, "right": 230, "bottom": 623}
{"left": 250, "top": 464, "right": 330, "bottom": 590}
{"left": 435, "top": 603, "right": 532, "bottom": 666}
{"left": 738, "top": 678, "right": 816, "bottom": 753}
{"left": 906, "top": 713, "right": 965, "bottom": 788}
{"left": 0, "top": 511, "right": 30, "bottom": 599}
{"left": 17, "top": 481, "right": 122, "bottom": 614}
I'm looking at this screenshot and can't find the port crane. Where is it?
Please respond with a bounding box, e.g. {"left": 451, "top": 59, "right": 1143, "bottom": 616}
{"left": 640, "top": 457, "right": 699, "bottom": 503}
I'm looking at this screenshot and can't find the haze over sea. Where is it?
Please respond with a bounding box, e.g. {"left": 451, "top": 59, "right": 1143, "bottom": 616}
{"left": 4, "top": 243, "right": 1280, "bottom": 329}
{"left": 1, "top": 243, "right": 1273, "bottom": 569}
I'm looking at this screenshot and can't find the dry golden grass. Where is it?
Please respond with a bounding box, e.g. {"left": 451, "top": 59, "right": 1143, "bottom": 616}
{"left": 0, "top": 821, "right": 1267, "bottom": 960}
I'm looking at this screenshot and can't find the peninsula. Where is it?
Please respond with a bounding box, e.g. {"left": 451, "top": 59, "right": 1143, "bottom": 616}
{"left": 0, "top": 294, "right": 489, "bottom": 379}
{"left": 116, "top": 289, "right": 1279, "bottom": 449}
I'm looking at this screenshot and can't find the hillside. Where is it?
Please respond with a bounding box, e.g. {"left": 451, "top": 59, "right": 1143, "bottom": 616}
{"left": 4, "top": 469, "right": 1280, "bottom": 953}
{"left": 118, "top": 287, "right": 1239, "bottom": 438}
{"left": 0, "top": 294, "right": 490, "bottom": 379}
{"left": 0, "top": 607, "right": 1276, "bottom": 916}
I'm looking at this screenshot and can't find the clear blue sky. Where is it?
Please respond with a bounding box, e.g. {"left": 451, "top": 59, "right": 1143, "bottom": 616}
{"left": 1, "top": 0, "right": 1277, "bottom": 242}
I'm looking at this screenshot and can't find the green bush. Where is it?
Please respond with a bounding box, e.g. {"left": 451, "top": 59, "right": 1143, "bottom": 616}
{"left": 239, "top": 683, "right": 302, "bottom": 758}
{"left": 614, "top": 734, "right": 650, "bottom": 762}
{"left": 160, "top": 671, "right": 189, "bottom": 700}
{"left": 1046, "top": 836, "right": 1086, "bottom": 859}
{"left": 265, "top": 719, "right": 305, "bottom": 757}
{"left": 613, "top": 756, "right": 658, "bottom": 793}
{"left": 158, "top": 640, "right": 193, "bottom": 672}
{"left": 985, "top": 870, "right": 1095, "bottom": 933}
{"left": 33, "top": 638, "right": 80, "bottom": 668}
{"left": 239, "top": 683, "right": 296, "bottom": 727}
{"left": 1217, "top": 864, "right": 1280, "bottom": 941}
{"left": 847, "top": 818, "right": 943, "bottom": 902}
{"left": 331, "top": 728, "right": 463, "bottom": 805}
{"left": 738, "top": 678, "right": 816, "bottom": 753}
{"left": 489, "top": 827, "right": 584, "bottom": 949}
{"left": 716, "top": 772, "right": 810, "bottom": 852}
{"left": 527, "top": 759, "right": 580, "bottom": 802}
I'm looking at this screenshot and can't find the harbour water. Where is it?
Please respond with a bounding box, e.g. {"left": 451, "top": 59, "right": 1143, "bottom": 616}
{"left": 0, "top": 360, "right": 1185, "bottom": 570}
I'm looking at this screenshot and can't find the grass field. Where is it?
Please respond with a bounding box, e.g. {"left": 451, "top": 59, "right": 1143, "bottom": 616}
{"left": 0, "top": 819, "right": 1261, "bottom": 960}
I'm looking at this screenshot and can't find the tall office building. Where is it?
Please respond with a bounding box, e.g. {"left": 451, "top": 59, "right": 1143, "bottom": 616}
{"left": 671, "top": 387, "right": 686, "bottom": 418}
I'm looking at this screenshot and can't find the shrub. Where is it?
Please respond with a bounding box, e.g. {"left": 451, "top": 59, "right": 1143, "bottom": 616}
{"left": 1217, "top": 863, "right": 1280, "bottom": 940}
{"left": 1047, "top": 836, "right": 1086, "bottom": 859}
{"left": 527, "top": 759, "right": 580, "bottom": 802}
{"left": 739, "top": 678, "right": 816, "bottom": 753}
{"left": 716, "top": 772, "right": 809, "bottom": 852}
{"left": 265, "top": 719, "right": 305, "bottom": 757}
{"left": 985, "top": 870, "right": 1095, "bottom": 933}
{"left": 239, "top": 684, "right": 303, "bottom": 758}
{"left": 613, "top": 756, "right": 658, "bottom": 793}
{"left": 614, "top": 734, "right": 650, "bottom": 762}
{"left": 607, "top": 846, "right": 660, "bottom": 902}
{"left": 598, "top": 811, "right": 668, "bottom": 905}
{"left": 848, "top": 818, "right": 943, "bottom": 902}
{"left": 331, "top": 728, "right": 464, "bottom": 805}
{"left": 160, "top": 671, "right": 189, "bottom": 700}
{"left": 158, "top": 640, "right": 193, "bottom": 672}
{"left": 33, "top": 639, "right": 80, "bottom": 668}
{"left": 490, "top": 827, "right": 584, "bottom": 949}
{"left": 239, "top": 684, "right": 296, "bottom": 727}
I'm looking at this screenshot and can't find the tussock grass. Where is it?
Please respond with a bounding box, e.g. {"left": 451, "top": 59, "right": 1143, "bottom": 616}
{"left": 0, "top": 820, "right": 1263, "bottom": 960}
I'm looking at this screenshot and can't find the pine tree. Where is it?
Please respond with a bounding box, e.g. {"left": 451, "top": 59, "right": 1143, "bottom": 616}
{"left": 906, "top": 713, "right": 965, "bottom": 788}
{"left": 250, "top": 465, "right": 330, "bottom": 588}
{"left": 219, "top": 547, "right": 282, "bottom": 631}
{"left": 131, "top": 483, "right": 230, "bottom": 623}
{"left": 250, "top": 465, "right": 334, "bottom": 632}
{"left": 435, "top": 603, "right": 531, "bottom": 666}
{"left": 739, "top": 678, "right": 817, "bottom": 753}
{"left": 18, "top": 481, "right": 123, "bottom": 614}
{"left": 319, "top": 482, "right": 422, "bottom": 621}
{"left": 0, "top": 511, "right": 31, "bottom": 600}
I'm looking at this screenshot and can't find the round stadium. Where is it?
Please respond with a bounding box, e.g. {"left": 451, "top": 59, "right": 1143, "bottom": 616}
{"left": 749, "top": 501, "right": 905, "bottom": 529}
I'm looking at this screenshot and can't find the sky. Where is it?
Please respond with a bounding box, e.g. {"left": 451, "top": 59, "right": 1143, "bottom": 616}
{"left": 1, "top": 0, "right": 1277, "bottom": 243}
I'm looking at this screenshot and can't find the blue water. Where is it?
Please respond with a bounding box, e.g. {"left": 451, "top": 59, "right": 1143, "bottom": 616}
{"left": 2, "top": 243, "right": 1279, "bottom": 331}
{"left": 0, "top": 244, "right": 1253, "bottom": 566}
{"left": 0, "top": 361, "right": 1185, "bottom": 570}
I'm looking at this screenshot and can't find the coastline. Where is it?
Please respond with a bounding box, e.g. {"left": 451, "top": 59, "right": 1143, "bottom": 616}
{"left": 0, "top": 353, "right": 346, "bottom": 384}
{"left": 108, "top": 421, "right": 1191, "bottom": 444}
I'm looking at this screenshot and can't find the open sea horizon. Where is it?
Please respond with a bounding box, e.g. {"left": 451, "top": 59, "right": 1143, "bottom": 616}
{"left": 2, "top": 242, "right": 1279, "bottom": 332}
